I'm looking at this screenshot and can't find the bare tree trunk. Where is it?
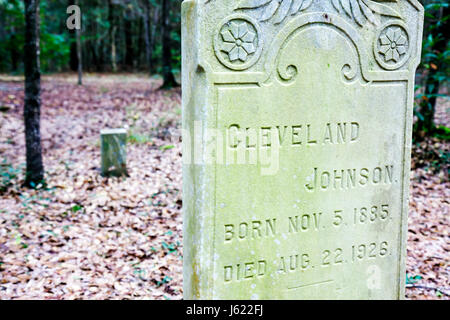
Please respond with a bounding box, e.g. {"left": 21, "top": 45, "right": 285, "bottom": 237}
{"left": 149, "top": 5, "right": 159, "bottom": 74}
{"left": 76, "top": 0, "right": 82, "bottom": 85}
{"left": 111, "top": 26, "right": 117, "bottom": 72}
{"left": 136, "top": 13, "right": 142, "bottom": 70}
{"left": 143, "top": 1, "right": 151, "bottom": 73}
{"left": 24, "top": 0, "right": 44, "bottom": 186}
{"left": 108, "top": 0, "right": 117, "bottom": 72}
{"left": 161, "top": 0, "right": 177, "bottom": 89}
{"left": 68, "top": 0, "right": 78, "bottom": 71}
{"left": 124, "top": 10, "right": 134, "bottom": 70}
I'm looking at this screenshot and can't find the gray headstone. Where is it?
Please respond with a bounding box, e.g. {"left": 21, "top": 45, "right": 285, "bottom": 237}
{"left": 182, "top": 0, "right": 424, "bottom": 299}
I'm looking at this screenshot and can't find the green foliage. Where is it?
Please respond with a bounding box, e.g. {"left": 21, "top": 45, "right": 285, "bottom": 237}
{"left": 0, "top": 159, "right": 23, "bottom": 193}
{"left": 433, "top": 125, "right": 450, "bottom": 140}
{"left": 169, "top": 18, "right": 181, "bottom": 73}
{"left": 0, "top": 0, "right": 72, "bottom": 73}
{"left": 419, "top": 1, "right": 448, "bottom": 70}
{"left": 71, "top": 204, "right": 84, "bottom": 213}
{"left": 160, "top": 144, "right": 175, "bottom": 151}
{"left": 156, "top": 276, "right": 172, "bottom": 287}
{"left": 406, "top": 273, "right": 423, "bottom": 285}
{"left": 0, "top": 0, "right": 182, "bottom": 74}
{"left": 414, "top": 0, "right": 449, "bottom": 136}
{"left": 0, "top": 0, "right": 25, "bottom": 72}
{"left": 15, "top": 233, "right": 28, "bottom": 249}
{"left": 39, "top": 0, "right": 71, "bottom": 72}
{"left": 128, "top": 131, "right": 152, "bottom": 144}
{"left": 40, "top": 33, "right": 71, "bottom": 72}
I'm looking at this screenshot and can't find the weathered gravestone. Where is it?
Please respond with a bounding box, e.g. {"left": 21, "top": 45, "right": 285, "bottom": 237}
{"left": 101, "top": 128, "right": 127, "bottom": 177}
{"left": 182, "top": 0, "right": 423, "bottom": 299}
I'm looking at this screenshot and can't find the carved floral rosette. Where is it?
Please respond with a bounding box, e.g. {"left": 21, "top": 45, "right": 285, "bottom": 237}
{"left": 210, "top": 0, "right": 423, "bottom": 84}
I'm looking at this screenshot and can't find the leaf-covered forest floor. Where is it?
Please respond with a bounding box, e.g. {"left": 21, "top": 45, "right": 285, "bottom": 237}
{"left": 0, "top": 74, "right": 448, "bottom": 300}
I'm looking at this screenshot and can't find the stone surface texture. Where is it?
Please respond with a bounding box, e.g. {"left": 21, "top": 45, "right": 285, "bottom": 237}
{"left": 101, "top": 128, "right": 127, "bottom": 177}
{"left": 182, "top": 0, "right": 424, "bottom": 299}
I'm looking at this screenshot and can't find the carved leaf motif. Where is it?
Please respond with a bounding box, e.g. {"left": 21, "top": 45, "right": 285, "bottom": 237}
{"left": 237, "top": 0, "right": 313, "bottom": 24}
{"left": 301, "top": 0, "right": 313, "bottom": 12}
{"left": 333, "top": 0, "right": 402, "bottom": 26}
{"left": 238, "top": 0, "right": 273, "bottom": 8}
{"left": 260, "top": 0, "right": 280, "bottom": 21}
{"left": 358, "top": 0, "right": 377, "bottom": 25}
{"left": 236, "top": 0, "right": 401, "bottom": 26}
{"left": 290, "top": 0, "right": 304, "bottom": 14}
{"left": 361, "top": 0, "right": 401, "bottom": 18}
{"left": 350, "top": 0, "right": 365, "bottom": 25}
{"left": 340, "top": 0, "right": 353, "bottom": 18}
{"left": 273, "top": 0, "right": 293, "bottom": 24}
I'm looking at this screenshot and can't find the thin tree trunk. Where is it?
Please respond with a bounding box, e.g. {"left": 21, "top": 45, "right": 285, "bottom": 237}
{"left": 108, "top": 0, "right": 117, "bottom": 72}
{"left": 24, "top": 0, "right": 44, "bottom": 186}
{"left": 95, "top": 17, "right": 103, "bottom": 72}
{"left": 76, "top": 0, "right": 82, "bottom": 85}
{"left": 161, "top": 0, "right": 177, "bottom": 89}
{"left": 111, "top": 26, "right": 117, "bottom": 72}
{"left": 68, "top": 0, "right": 77, "bottom": 71}
{"left": 143, "top": 2, "right": 151, "bottom": 73}
{"left": 149, "top": 5, "right": 159, "bottom": 74}
{"left": 76, "top": 28, "right": 82, "bottom": 84}
{"left": 136, "top": 14, "right": 142, "bottom": 70}
{"left": 89, "top": 41, "right": 97, "bottom": 72}
{"left": 124, "top": 10, "right": 133, "bottom": 70}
